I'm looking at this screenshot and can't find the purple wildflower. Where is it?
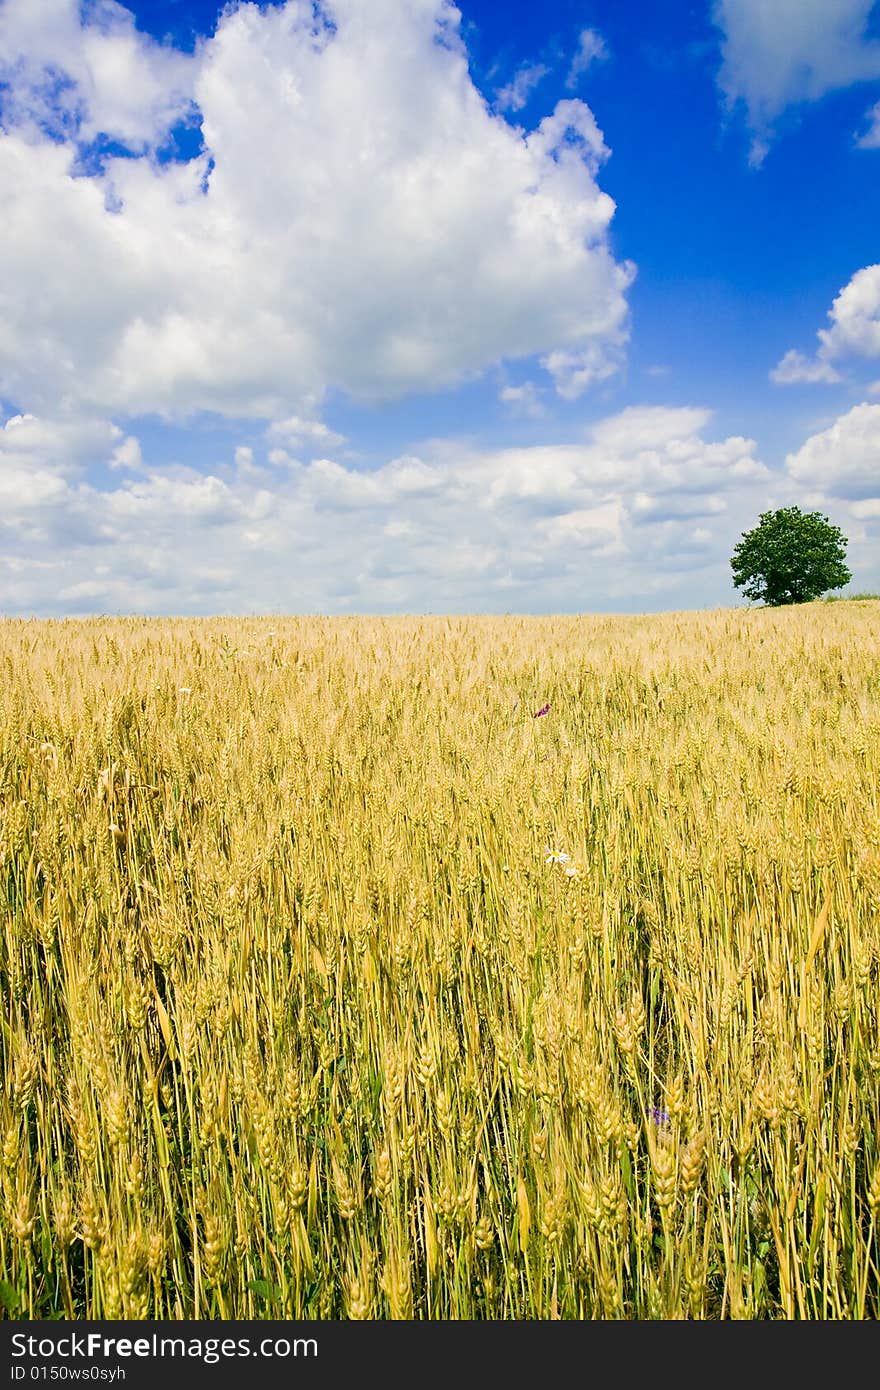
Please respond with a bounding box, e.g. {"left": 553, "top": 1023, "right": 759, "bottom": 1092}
{"left": 649, "top": 1107, "right": 671, "bottom": 1127}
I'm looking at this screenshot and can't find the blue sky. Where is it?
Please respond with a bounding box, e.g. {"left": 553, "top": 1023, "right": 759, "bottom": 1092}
{"left": 1, "top": 0, "right": 879, "bottom": 615}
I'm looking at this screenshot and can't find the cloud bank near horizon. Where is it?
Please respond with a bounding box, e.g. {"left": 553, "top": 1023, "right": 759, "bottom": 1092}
{"left": 7, "top": 399, "right": 877, "bottom": 617}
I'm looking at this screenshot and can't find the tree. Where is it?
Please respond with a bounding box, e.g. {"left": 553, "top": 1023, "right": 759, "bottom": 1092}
{"left": 731, "top": 506, "right": 851, "bottom": 606}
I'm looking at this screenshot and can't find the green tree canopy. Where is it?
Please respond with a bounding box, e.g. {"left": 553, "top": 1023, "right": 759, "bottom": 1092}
{"left": 731, "top": 506, "right": 851, "bottom": 606}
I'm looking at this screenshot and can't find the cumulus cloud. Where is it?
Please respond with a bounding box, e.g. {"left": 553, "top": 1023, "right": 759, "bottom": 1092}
{"left": 0, "top": 0, "right": 633, "bottom": 426}
{"left": 499, "top": 382, "right": 545, "bottom": 417}
{"left": 495, "top": 63, "right": 550, "bottom": 113}
{"left": 772, "top": 265, "right": 880, "bottom": 384}
{"left": 782, "top": 402, "right": 880, "bottom": 589}
{"left": 714, "top": 0, "right": 880, "bottom": 163}
{"left": 817, "top": 265, "right": 880, "bottom": 359}
{"left": 267, "top": 416, "right": 347, "bottom": 450}
{"left": 785, "top": 401, "right": 880, "bottom": 500}
{"left": 110, "top": 434, "right": 143, "bottom": 470}
{"left": 0, "top": 410, "right": 122, "bottom": 520}
{"left": 541, "top": 342, "right": 622, "bottom": 399}
{"left": 566, "top": 29, "right": 609, "bottom": 90}
{"left": 857, "top": 98, "right": 880, "bottom": 146}
{"left": 0, "top": 0, "right": 195, "bottom": 151}
{"left": 770, "top": 350, "right": 842, "bottom": 385}
{"left": 851, "top": 496, "right": 880, "bottom": 518}
{"left": 0, "top": 411, "right": 122, "bottom": 473}
{"left": 1, "top": 403, "right": 777, "bottom": 614}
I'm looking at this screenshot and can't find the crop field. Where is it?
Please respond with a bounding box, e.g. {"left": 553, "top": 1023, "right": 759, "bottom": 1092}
{"left": 1, "top": 605, "right": 879, "bottom": 1319}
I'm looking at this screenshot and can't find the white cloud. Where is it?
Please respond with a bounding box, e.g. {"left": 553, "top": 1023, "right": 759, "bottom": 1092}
{"left": 714, "top": 0, "right": 880, "bottom": 162}
{"left": 267, "top": 447, "right": 300, "bottom": 469}
{"left": 0, "top": 463, "right": 68, "bottom": 512}
{"left": 0, "top": 0, "right": 194, "bottom": 151}
{"left": 566, "top": 28, "right": 608, "bottom": 90}
{"left": 538, "top": 500, "right": 623, "bottom": 549}
{"left": 102, "top": 469, "right": 253, "bottom": 525}
{"left": 770, "top": 349, "right": 842, "bottom": 385}
{"left": 0, "top": 0, "right": 633, "bottom": 423}
{"left": 850, "top": 496, "right": 880, "bottom": 518}
{"left": 541, "top": 343, "right": 622, "bottom": 399}
{"left": 630, "top": 490, "right": 727, "bottom": 521}
{"left": 857, "top": 98, "right": 880, "bottom": 146}
{"left": 267, "top": 416, "right": 347, "bottom": 450}
{"left": 782, "top": 403, "right": 880, "bottom": 588}
{"left": 1, "top": 404, "right": 777, "bottom": 614}
{"left": 110, "top": 434, "right": 142, "bottom": 470}
{"left": 0, "top": 411, "right": 120, "bottom": 519}
{"left": 499, "top": 382, "right": 545, "bottom": 417}
{"left": 496, "top": 63, "right": 550, "bottom": 113}
{"left": 772, "top": 265, "right": 880, "bottom": 383}
{"left": 785, "top": 401, "right": 880, "bottom": 499}
{"left": 818, "top": 265, "right": 880, "bottom": 359}
{"left": 590, "top": 404, "right": 713, "bottom": 453}
{"left": 0, "top": 410, "right": 121, "bottom": 470}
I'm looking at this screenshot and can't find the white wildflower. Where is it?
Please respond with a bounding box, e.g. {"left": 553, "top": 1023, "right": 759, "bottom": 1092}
{"left": 545, "top": 846, "right": 571, "bottom": 866}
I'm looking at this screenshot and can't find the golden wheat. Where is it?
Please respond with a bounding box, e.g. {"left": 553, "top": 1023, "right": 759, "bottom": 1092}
{"left": 0, "top": 604, "right": 878, "bottom": 1318}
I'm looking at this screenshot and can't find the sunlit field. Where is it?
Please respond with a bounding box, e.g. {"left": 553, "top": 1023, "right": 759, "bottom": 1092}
{"left": 1, "top": 605, "right": 879, "bottom": 1319}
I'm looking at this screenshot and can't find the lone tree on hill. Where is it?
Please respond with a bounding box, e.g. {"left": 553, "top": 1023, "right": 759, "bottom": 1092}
{"left": 731, "top": 506, "right": 851, "bottom": 606}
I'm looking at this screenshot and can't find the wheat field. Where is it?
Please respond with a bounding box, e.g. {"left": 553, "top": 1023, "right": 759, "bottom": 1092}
{"left": 1, "top": 605, "right": 879, "bottom": 1319}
